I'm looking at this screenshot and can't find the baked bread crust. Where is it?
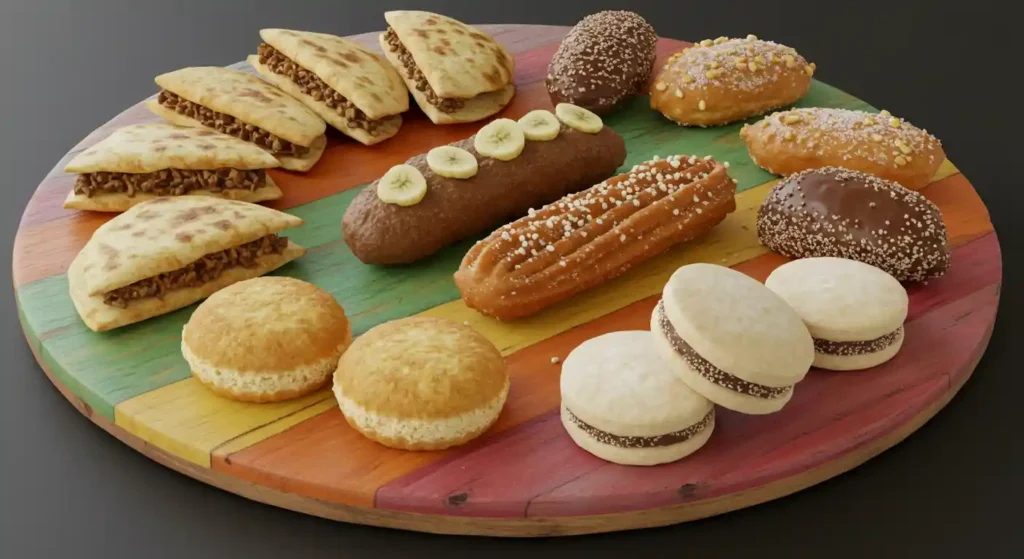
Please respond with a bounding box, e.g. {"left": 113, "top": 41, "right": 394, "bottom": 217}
{"left": 650, "top": 36, "right": 813, "bottom": 127}
{"left": 455, "top": 155, "right": 737, "bottom": 321}
{"left": 740, "top": 107, "right": 945, "bottom": 189}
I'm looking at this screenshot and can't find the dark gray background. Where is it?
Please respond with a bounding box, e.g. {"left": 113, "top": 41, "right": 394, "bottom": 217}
{"left": 2, "top": 1, "right": 1021, "bottom": 557}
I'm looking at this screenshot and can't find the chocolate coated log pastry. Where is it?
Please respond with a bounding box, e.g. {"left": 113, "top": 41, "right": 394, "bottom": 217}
{"left": 341, "top": 108, "right": 626, "bottom": 265}
{"left": 455, "top": 154, "right": 737, "bottom": 321}
{"left": 757, "top": 166, "right": 951, "bottom": 282}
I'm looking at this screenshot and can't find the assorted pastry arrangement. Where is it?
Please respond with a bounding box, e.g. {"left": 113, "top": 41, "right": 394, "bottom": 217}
{"left": 59, "top": 10, "right": 953, "bottom": 462}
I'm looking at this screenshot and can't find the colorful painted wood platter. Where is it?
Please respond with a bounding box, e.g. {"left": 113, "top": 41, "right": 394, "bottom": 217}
{"left": 13, "top": 24, "right": 1001, "bottom": 537}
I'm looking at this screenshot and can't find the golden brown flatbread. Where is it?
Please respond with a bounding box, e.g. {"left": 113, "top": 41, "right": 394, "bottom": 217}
{"left": 65, "top": 123, "right": 280, "bottom": 174}
{"left": 68, "top": 196, "right": 306, "bottom": 331}
{"left": 383, "top": 11, "right": 514, "bottom": 99}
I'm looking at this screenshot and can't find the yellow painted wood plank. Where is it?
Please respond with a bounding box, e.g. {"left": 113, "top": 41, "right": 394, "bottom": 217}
{"left": 418, "top": 161, "right": 960, "bottom": 356}
{"left": 114, "top": 378, "right": 333, "bottom": 468}
{"left": 212, "top": 398, "right": 338, "bottom": 460}
{"left": 110, "top": 163, "right": 962, "bottom": 465}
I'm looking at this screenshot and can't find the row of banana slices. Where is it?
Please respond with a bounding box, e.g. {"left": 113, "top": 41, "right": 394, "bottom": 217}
{"left": 376, "top": 103, "right": 605, "bottom": 207}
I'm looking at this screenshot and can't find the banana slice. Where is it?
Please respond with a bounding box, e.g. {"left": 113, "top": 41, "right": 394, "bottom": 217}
{"left": 426, "top": 145, "right": 478, "bottom": 179}
{"left": 555, "top": 103, "right": 603, "bottom": 134}
{"left": 518, "top": 110, "right": 561, "bottom": 141}
{"left": 376, "top": 164, "right": 427, "bottom": 207}
{"left": 473, "top": 118, "right": 526, "bottom": 161}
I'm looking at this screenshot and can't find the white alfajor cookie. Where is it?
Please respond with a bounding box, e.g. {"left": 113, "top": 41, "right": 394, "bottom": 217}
{"left": 560, "top": 330, "right": 715, "bottom": 466}
{"left": 333, "top": 317, "right": 509, "bottom": 451}
{"left": 182, "top": 276, "right": 352, "bottom": 403}
{"left": 651, "top": 263, "right": 815, "bottom": 415}
{"left": 765, "top": 257, "right": 909, "bottom": 371}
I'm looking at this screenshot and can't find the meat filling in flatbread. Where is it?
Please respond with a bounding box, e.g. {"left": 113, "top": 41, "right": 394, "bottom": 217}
{"left": 383, "top": 28, "right": 465, "bottom": 114}
{"left": 257, "top": 44, "right": 386, "bottom": 136}
{"left": 102, "top": 234, "right": 289, "bottom": 308}
{"left": 73, "top": 169, "right": 267, "bottom": 198}
{"left": 157, "top": 91, "right": 309, "bottom": 157}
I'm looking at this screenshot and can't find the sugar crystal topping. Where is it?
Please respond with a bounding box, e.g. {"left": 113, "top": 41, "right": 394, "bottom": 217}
{"left": 467, "top": 154, "right": 735, "bottom": 287}
{"left": 757, "top": 166, "right": 951, "bottom": 282}
{"left": 658, "top": 36, "right": 812, "bottom": 94}
{"left": 744, "top": 107, "right": 943, "bottom": 168}
{"left": 547, "top": 10, "right": 657, "bottom": 108}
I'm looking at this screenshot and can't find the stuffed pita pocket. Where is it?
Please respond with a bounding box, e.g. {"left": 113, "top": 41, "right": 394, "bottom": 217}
{"left": 380, "top": 11, "right": 516, "bottom": 124}
{"left": 64, "top": 123, "right": 284, "bottom": 212}
{"left": 68, "top": 196, "right": 306, "bottom": 332}
{"left": 145, "top": 66, "right": 327, "bottom": 172}
{"left": 251, "top": 29, "right": 408, "bottom": 146}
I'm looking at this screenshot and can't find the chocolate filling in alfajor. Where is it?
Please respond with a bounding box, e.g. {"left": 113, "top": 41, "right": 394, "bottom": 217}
{"left": 565, "top": 407, "right": 714, "bottom": 449}
{"left": 655, "top": 302, "right": 792, "bottom": 399}
{"left": 813, "top": 327, "right": 903, "bottom": 356}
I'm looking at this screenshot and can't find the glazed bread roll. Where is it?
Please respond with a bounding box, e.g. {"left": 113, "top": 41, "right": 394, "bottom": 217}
{"left": 650, "top": 35, "right": 814, "bottom": 127}
{"left": 455, "top": 155, "right": 737, "bottom": 321}
{"left": 740, "top": 107, "right": 945, "bottom": 190}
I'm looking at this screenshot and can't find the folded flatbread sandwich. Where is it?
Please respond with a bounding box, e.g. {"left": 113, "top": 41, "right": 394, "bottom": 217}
{"left": 145, "top": 66, "right": 327, "bottom": 172}
{"left": 68, "top": 196, "right": 306, "bottom": 332}
{"left": 64, "top": 123, "right": 284, "bottom": 212}
{"left": 250, "top": 29, "right": 409, "bottom": 146}
{"left": 379, "top": 11, "right": 516, "bottom": 124}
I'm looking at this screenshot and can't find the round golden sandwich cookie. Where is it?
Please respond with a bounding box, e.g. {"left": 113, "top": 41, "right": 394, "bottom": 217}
{"left": 333, "top": 317, "right": 509, "bottom": 451}
{"left": 181, "top": 276, "right": 352, "bottom": 403}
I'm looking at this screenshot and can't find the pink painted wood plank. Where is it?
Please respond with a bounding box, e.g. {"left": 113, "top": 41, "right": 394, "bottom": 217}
{"left": 374, "top": 235, "right": 1000, "bottom": 518}
{"left": 526, "top": 283, "right": 999, "bottom": 517}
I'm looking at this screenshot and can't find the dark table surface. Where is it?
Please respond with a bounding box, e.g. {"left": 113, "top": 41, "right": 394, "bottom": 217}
{"left": 2, "top": 0, "right": 1021, "bottom": 557}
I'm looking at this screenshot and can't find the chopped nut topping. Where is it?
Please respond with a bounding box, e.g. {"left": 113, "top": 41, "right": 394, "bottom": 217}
{"left": 698, "top": 100, "right": 707, "bottom": 110}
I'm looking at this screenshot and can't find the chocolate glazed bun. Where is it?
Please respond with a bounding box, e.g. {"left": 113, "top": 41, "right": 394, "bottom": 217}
{"left": 757, "top": 166, "right": 951, "bottom": 282}
{"left": 545, "top": 11, "right": 658, "bottom": 116}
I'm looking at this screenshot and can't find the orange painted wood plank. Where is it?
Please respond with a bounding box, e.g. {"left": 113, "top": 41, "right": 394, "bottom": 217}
{"left": 376, "top": 279, "right": 998, "bottom": 517}
{"left": 213, "top": 207, "right": 994, "bottom": 513}
{"left": 17, "top": 26, "right": 575, "bottom": 229}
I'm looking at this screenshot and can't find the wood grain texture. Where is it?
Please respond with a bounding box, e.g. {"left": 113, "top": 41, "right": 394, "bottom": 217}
{"left": 215, "top": 194, "right": 995, "bottom": 513}
{"left": 13, "top": 44, "right": 890, "bottom": 424}
{"left": 12, "top": 23, "right": 1002, "bottom": 537}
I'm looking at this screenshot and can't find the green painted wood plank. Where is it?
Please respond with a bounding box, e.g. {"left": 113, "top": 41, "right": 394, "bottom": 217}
{"left": 15, "top": 80, "right": 871, "bottom": 420}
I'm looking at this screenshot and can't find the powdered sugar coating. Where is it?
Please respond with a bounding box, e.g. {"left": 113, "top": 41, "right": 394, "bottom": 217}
{"left": 659, "top": 36, "right": 812, "bottom": 94}
{"left": 744, "top": 107, "right": 943, "bottom": 169}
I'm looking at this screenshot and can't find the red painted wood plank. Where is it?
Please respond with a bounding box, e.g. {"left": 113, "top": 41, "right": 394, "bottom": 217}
{"left": 527, "top": 282, "right": 999, "bottom": 516}
{"left": 373, "top": 238, "right": 1000, "bottom": 517}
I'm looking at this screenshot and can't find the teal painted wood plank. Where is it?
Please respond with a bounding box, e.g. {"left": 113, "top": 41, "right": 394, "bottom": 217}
{"left": 16, "top": 79, "right": 871, "bottom": 421}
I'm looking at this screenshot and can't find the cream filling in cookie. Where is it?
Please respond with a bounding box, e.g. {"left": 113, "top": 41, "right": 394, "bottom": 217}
{"left": 181, "top": 338, "right": 337, "bottom": 396}
{"left": 333, "top": 378, "right": 509, "bottom": 444}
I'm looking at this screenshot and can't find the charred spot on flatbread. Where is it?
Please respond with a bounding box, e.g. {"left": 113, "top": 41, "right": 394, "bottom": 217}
{"left": 157, "top": 91, "right": 310, "bottom": 157}
{"left": 257, "top": 43, "right": 393, "bottom": 137}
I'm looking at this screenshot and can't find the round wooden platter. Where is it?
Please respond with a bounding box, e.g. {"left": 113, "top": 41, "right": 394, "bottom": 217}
{"left": 13, "top": 24, "right": 1002, "bottom": 537}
